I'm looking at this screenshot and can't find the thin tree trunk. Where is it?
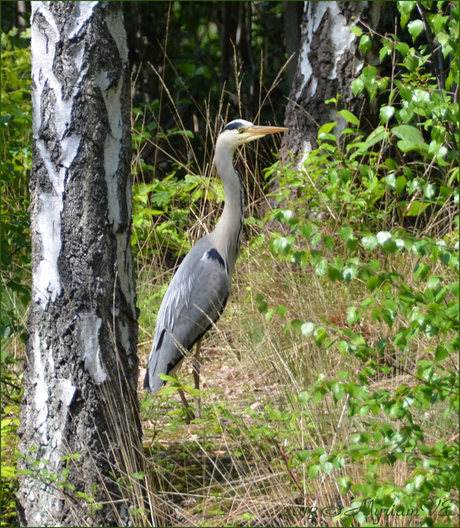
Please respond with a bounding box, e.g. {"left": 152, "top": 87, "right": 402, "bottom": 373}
{"left": 283, "top": 1, "right": 303, "bottom": 91}
{"left": 18, "top": 3, "right": 144, "bottom": 526}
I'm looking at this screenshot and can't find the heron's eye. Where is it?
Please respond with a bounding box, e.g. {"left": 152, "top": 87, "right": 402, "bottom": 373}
{"left": 237, "top": 127, "right": 245, "bottom": 134}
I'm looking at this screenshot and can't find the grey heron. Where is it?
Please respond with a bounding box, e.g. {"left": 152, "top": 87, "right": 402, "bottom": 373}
{"left": 144, "top": 119, "right": 288, "bottom": 407}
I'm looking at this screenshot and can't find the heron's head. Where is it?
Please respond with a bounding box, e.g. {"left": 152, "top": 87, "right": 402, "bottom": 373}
{"left": 218, "top": 119, "right": 288, "bottom": 150}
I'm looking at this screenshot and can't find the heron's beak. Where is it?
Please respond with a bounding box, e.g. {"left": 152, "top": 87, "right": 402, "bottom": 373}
{"left": 247, "top": 125, "right": 289, "bottom": 139}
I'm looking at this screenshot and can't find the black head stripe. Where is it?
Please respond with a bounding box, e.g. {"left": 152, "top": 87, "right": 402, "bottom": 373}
{"left": 223, "top": 121, "right": 246, "bottom": 132}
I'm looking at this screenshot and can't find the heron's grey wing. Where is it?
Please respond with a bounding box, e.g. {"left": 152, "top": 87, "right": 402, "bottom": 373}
{"left": 145, "top": 241, "right": 230, "bottom": 392}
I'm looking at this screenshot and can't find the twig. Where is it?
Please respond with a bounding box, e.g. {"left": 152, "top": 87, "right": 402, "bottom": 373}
{"left": 279, "top": 444, "right": 304, "bottom": 495}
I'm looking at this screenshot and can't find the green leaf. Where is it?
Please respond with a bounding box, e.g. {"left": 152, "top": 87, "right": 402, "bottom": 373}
{"left": 347, "top": 306, "right": 359, "bottom": 325}
{"left": 315, "top": 258, "right": 328, "bottom": 277}
{"left": 301, "top": 223, "right": 313, "bottom": 240}
{"left": 331, "top": 382, "right": 345, "bottom": 402}
{"left": 396, "top": 175, "right": 407, "bottom": 194}
{"left": 301, "top": 322, "right": 315, "bottom": 337}
{"left": 309, "top": 464, "right": 319, "bottom": 479}
{"left": 435, "top": 346, "right": 448, "bottom": 362}
{"left": 385, "top": 158, "right": 398, "bottom": 170}
{"left": 380, "top": 106, "right": 395, "bottom": 124}
{"left": 339, "top": 109, "right": 360, "bottom": 126}
{"left": 397, "top": 1, "right": 416, "bottom": 29}
{"left": 427, "top": 275, "right": 442, "bottom": 290}
{"left": 406, "top": 201, "right": 430, "bottom": 216}
{"left": 423, "top": 183, "right": 437, "bottom": 199}
{"left": 324, "top": 235, "right": 335, "bottom": 250}
{"left": 298, "top": 450, "right": 310, "bottom": 462}
{"left": 266, "top": 308, "right": 275, "bottom": 322}
{"left": 130, "top": 471, "right": 146, "bottom": 480}
{"left": 291, "top": 319, "right": 302, "bottom": 334}
{"left": 380, "top": 42, "right": 393, "bottom": 62}
{"left": 255, "top": 294, "right": 268, "bottom": 313}
{"left": 376, "top": 231, "right": 392, "bottom": 246}
{"left": 408, "top": 19, "right": 424, "bottom": 42}
{"left": 158, "top": 373, "right": 180, "bottom": 383}
{"left": 276, "top": 304, "right": 287, "bottom": 317}
{"left": 338, "top": 225, "right": 353, "bottom": 242}
{"left": 362, "top": 236, "right": 378, "bottom": 250}
{"left": 178, "top": 63, "right": 195, "bottom": 75}
{"left": 377, "top": 339, "right": 387, "bottom": 354}
{"left": 396, "top": 41, "right": 410, "bottom": 58}
{"left": 361, "top": 65, "right": 378, "bottom": 95}
{"left": 318, "top": 122, "right": 337, "bottom": 135}
{"left": 182, "top": 385, "right": 201, "bottom": 397}
{"left": 350, "top": 25, "right": 363, "bottom": 37}
{"left": 367, "top": 276, "right": 383, "bottom": 291}
{"left": 318, "top": 132, "right": 337, "bottom": 142}
{"left": 447, "top": 282, "right": 459, "bottom": 298}
{"left": 314, "top": 326, "right": 327, "bottom": 346}
{"left": 342, "top": 267, "right": 357, "bottom": 283}
{"left": 386, "top": 173, "right": 396, "bottom": 189}
{"left": 327, "top": 265, "right": 341, "bottom": 281}
{"left": 159, "top": 386, "right": 180, "bottom": 396}
{"left": 298, "top": 390, "right": 310, "bottom": 404}
{"left": 272, "top": 237, "right": 293, "bottom": 255}
{"left": 346, "top": 236, "right": 358, "bottom": 252}
{"left": 351, "top": 78, "right": 364, "bottom": 97}
{"left": 413, "top": 263, "right": 430, "bottom": 281}
{"left": 366, "top": 125, "right": 389, "bottom": 148}
{"left": 392, "top": 124, "right": 427, "bottom": 153}
{"left": 257, "top": 301, "right": 268, "bottom": 313}
{"left": 394, "top": 79, "right": 413, "bottom": 102}
{"left": 359, "top": 34, "right": 372, "bottom": 54}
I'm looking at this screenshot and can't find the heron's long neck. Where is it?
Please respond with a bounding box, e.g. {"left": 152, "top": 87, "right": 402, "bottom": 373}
{"left": 213, "top": 140, "right": 245, "bottom": 274}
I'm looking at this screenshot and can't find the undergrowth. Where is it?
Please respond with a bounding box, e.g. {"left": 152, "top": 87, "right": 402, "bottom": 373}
{"left": 2, "top": 2, "right": 458, "bottom": 527}
{"left": 137, "top": 3, "right": 458, "bottom": 526}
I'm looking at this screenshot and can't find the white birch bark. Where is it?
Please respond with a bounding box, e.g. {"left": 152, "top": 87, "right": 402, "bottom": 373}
{"left": 280, "top": 1, "right": 384, "bottom": 168}
{"left": 18, "top": 3, "right": 142, "bottom": 526}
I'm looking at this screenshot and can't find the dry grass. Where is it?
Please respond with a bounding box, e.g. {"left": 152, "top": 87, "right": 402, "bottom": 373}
{"left": 136, "top": 235, "right": 458, "bottom": 526}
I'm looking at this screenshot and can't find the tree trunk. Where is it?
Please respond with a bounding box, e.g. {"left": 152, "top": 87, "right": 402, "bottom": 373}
{"left": 280, "top": 1, "right": 385, "bottom": 167}
{"left": 283, "top": 1, "right": 304, "bottom": 91}
{"left": 18, "top": 2, "right": 144, "bottom": 526}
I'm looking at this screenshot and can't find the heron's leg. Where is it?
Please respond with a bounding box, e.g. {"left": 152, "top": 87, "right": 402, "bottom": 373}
{"left": 193, "top": 339, "right": 202, "bottom": 391}
{"left": 178, "top": 388, "right": 195, "bottom": 423}
{"left": 192, "top": 339, "right": 203, "bottom": 419}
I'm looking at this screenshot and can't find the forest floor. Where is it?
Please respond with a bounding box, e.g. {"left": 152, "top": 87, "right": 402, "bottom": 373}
{"left": 136, "top": 243, "right": 459, "bottom": 527}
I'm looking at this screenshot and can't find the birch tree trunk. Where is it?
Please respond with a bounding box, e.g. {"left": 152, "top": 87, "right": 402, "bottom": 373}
{"left": 18, "top": 3, "right": 143, "bottom": 526}
{"left": 280, "top": 1, "right": 384, "bottom": 167}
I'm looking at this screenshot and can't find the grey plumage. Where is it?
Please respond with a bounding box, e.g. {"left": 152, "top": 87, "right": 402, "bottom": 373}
{"left": 144, "top": 119, "right": 288, "bottom": 393}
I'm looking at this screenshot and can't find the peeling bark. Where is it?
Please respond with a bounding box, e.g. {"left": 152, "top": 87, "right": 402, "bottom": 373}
{"left": 280, "top": 1, "right": 385, "bottom": 167}
{"left": 18, "top": 3, "right": 141, "bottom": 526}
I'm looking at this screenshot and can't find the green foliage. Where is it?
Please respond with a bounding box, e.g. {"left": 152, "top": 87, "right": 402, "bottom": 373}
{"left": 1, "top": 406, "right": 20, "bottom": 527}
{"left": 354, "top": 2, "right": 458, "bottom": 161}
{"left": 1, "top": 28, "right": 31, "bottom": 527}
{"left": 1, "top": 28, "right": 32, "bottom": 343}
{"left": 259, "top": 2, "right": 458, "bottom": 525}
{"left": 132, "top": 163, "right": 224, "bottom": 259}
